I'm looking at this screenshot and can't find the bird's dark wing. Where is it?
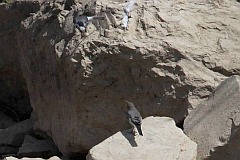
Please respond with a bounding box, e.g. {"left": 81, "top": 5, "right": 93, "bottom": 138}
{"left": 128, "top": 110, "right": 142, "bottom": 125}
{"left": 130, "top": 115, "right": 142, "bottom": 125}
{"left": 127, "top": 110, "right": 143, "bottom": 136}
{"left": 76, "top": 21, "right": 84, "bottom": 27}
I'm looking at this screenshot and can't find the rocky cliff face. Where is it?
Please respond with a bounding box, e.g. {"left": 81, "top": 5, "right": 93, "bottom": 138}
{"left": 8, "top": 0, "right": 240, "bottom": 156}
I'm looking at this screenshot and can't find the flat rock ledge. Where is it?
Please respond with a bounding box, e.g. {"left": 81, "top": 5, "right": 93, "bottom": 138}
{"left": 87, "top": 116, "right": 197, "bottom": 160}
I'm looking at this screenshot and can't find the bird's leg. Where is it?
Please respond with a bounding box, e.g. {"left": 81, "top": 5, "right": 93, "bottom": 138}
{"left": 132, "top": 126, "right": 137, "bottom": 136}
{"left": 127, "top": 126, "right": 137, "bottom": 136}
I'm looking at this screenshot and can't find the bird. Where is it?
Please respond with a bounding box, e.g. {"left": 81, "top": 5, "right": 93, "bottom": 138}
{"left": 74, "top": 15, "right": 105, "bottom": 34}
{"left": 126, "top": 100, "right": 143, "bottom": 136}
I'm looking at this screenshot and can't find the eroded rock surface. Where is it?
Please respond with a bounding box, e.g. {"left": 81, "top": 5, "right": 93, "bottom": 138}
{"left": 184, "top": 75, "right": 240, "bottom": 160}
{"left": 16, "top": 0, "right": 239, "bottom": 155}
{"left": 87, "top": 116, "right": 197, "bottom": 160}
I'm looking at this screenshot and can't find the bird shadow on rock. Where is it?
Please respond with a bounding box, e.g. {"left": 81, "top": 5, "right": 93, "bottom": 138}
{"left": 121, "top": 129, "right": 138, "bottom": 147}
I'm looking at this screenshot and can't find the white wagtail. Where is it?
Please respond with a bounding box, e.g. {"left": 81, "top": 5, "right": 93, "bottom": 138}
{"left": 74, "top": 15, "right": 105, "bottom": 35}
{"left": 126, "top": 100, "right": 143, "bottom": 136}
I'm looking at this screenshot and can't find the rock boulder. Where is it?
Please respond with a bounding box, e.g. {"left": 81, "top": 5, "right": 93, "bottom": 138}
{"left": 87, "top": 116, "right": 197, "bottom": 160}
{"left": 18, "top": 135, "right": 59, "bottom": 159}
{"left": 0, "top": 119, "right": 33, "bottom": 155}
{"left": 184, "top": 75, "right": 240, "bottom": 159}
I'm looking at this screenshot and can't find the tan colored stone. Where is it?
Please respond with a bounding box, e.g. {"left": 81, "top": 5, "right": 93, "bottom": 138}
{"left": 15, "top": 0, "right": 239, "bottom": 156}
{"left": 87, "top": 117, "right": 197, "bottom": 160}
{"left": 184, "top": 76, "right": 240, "bottom": 159}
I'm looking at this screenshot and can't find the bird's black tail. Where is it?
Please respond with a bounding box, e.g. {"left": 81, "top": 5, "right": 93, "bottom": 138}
{"left": 136, "top": 125, "right": 143, "bottom": 136}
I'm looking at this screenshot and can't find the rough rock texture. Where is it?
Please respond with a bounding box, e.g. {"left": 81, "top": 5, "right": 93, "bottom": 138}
{"left": 4, "top": 156, "right": 61, "bottom": 160}
{"left": 184, "top": 75, "right": 240, "bottom": 160}
{"left": 18, "top": 135, "right": 59, "bottom": 159}
{"left": 0, "top": 0, "right": 42, "bottom": 121}
{"left": 87, "top": 116, "right": 197, "bottom": 160}
{"left": 17, "top": 0, "right": 240, "bottom": 155}
{"left": 0, "top": 119, "right": 33, "bottom": 155}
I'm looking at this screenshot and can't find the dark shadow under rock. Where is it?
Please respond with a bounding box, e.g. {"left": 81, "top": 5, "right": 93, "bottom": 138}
{"left": 0, "top": 119, "right": 33, "bottom": 156}
{"left": 18, "top": 134, "right": 60, "bottom": 159}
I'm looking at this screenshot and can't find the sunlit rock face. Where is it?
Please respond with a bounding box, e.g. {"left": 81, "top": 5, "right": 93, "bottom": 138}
{"left": 17, "top": 0, "right": 240, "bottom": 155}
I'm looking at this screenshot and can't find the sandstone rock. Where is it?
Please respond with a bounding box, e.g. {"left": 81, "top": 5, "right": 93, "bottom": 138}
{"left": 87, "top": 116, "right": 197, "bottom": 160}
{"left": 0, "top": 119, "right": 33, "bottom": 155}
{"left": 16, "top": 0, "right": 240, "bottom": 155}
{"left": 184, "top": 75, "right": 240, "bottom": 160}
{"left": 4, "top": 156, "right": 61, "bottom": 160}
{"left": 17, "top": 135, "right": 59, "bottom": 158}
